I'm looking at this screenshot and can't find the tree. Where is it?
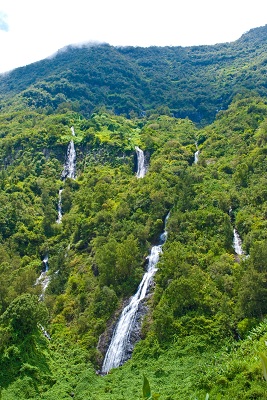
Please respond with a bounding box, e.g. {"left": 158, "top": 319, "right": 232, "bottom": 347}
{"left": 1, "top": 294, "right": 48, "bottom": 337}
{"left": 236, "top": 241, "right": 267, "bottom": 319}
{"left": 94, "top": 237, "right": 117, "bottom": 287}
{"left": 116, "top": 235, "right": 140, "bottom": 283}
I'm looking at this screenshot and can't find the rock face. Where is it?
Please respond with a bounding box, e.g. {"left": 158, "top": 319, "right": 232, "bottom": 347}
{"left": 97, "top": 296, "right": 149, "bottom": 369}
{"left": 97, "top": 299, "right": 127, "bottom": 366}
{"left": 121, "top": 299, "right": 148, "bottom": 362}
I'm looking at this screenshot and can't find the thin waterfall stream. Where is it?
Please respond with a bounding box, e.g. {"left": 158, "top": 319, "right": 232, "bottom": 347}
{"left": 56, "top": 189, "right": 63, "bottom": 224}
{"left": 233, "top": 228, "right": 244, "bottom": 256}
{"left": 101, "top": 214, "right": 169, "bottom": 374}
{"left": 35, "top": 256, "right": 52, "bottom": 339}
{"left": 194, "top": 142, "right": 199, "bottom": 164}
{"left": 229, "top": 207, "right": 244, "bottom": 257}
{"left": 135, "top": 146, "right": 147, "bottom": 178}
{"left": 35, "top": 255, "right": 51, "bottom": 301}
{"left": 62, "top": 139, "right": 76, "bottom": 180}
{"left": 57, "top": 127, "right": 76, "bottom": 223}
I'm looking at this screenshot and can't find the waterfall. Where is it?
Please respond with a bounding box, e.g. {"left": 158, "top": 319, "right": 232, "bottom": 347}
{"left": 229, "top": 207, "right": 244, "bottom": 257}
{"left": 62, "top": 126, "right": 76, "bottom": 180}
{"left": 43, "top": 255, "right": 49, "bottom": 272}
{"left": 57, "top": 127, "right": 76, "bottom": 222}
{"left": 40, "top": 324, "right": 51, "bottom": 340}
{"left": 135, "top": 146, "right": 147, "bottom": 178}
{"left": 62, "top": 140, "right": 76, "bottom": 179}
{"left": 194, "top": 143, "right": 199, "bottom": 164}
{"left": 35, "top": 255, "right": 51, "bottom": 301}
{"left": 101, "top": 214, "right": 169, "bottom": 374}
{"left": 35, "top": 257, "right": 52, "bottom": 338}
{"left": 194, "top": 150, "right": 199, "bottom": 164}
{"left": 56, "top": 189, "right": 63, "bottom": 224}
{"left": 233, "top": 228, "right": 244, "bottom": 256}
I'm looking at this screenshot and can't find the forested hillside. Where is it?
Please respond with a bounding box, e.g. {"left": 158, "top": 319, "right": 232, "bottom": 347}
{"left": 1, "top": 25, "right": 267, "bottom": 399}
{"left": 1, "top": 25, "right": 267, "bottom": 124}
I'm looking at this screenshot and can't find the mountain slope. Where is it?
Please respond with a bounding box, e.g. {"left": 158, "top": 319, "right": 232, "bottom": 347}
{"left": 1, "top": 25, "right": 267, "bottom": 399}
{"left": 1, "top": 25, "right": 267, "bottom": 124}
{"left": 1, "top": 94, "right": 267, "bottom": 398}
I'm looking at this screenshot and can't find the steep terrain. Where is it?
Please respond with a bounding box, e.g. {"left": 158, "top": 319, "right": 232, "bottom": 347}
{"left": 1, "top": 25, "right": 267, "bottom": 124}
{"left": 0, "top": 25, "right": 267, "bottom": 399}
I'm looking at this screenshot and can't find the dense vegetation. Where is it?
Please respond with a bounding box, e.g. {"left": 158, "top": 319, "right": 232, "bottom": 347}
{"left": 1, "top": 25, "right": 267, "bottom": 399}
{"left": 1, "top": 25, "right": 267, "bottom": 125}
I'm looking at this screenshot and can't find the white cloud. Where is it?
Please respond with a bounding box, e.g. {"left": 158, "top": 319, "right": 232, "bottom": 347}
{"left": 0, "top": 11, "right": 8, "bottom": 31}
{"left": 0, "top": 0, "right": 266, "bottom": 73}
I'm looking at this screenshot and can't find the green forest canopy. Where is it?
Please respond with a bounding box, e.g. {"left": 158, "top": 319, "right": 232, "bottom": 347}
{"left": 0, "top": 25, "right": 267, "bottom": 399}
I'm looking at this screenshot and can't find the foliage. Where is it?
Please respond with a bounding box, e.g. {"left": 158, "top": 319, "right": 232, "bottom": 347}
{"left": 1, "top": 28, "right": 267, "bottom": 398}
{"left": 1, "top": 293, "right": 48, "bottom": 336}
{"left": 260, "top": 353, "right": 267, "bottom": 382}
{"left": 1, "top": 26, "right": 267, "bottom": 124}
{"left": 143, "top": 375, "right": 160, "bottom": 399}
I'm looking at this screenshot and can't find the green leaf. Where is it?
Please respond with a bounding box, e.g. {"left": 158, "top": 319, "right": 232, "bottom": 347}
{"left": 152, "top": 394, "right": 160, "bottom": 399}
{"left": 260, "top": 353, "right": 267, "bottom": 381}
{"left": 143, "top": 374, "right": 151, "bottom": 399}
{"left": 205, "top": 394, "right": 210, "bottom": 400}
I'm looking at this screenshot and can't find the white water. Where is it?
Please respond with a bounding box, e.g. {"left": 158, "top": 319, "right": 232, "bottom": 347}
{"left": 40, "top": 324, "right": 51, "bottom": 340}
{"left": 135, "top": 146, "right": 147, "bottom": 178}
{"left": 62, "top": 127, "right": 76, "bottom": 179}
{"left": 194, "top": 150, "right": 200, "bottom": 164}
{"left": 57, "top": 127, "right": 76, "bottom": 221}
{"left": 56, "top": 189, "right": 63, "bottom": 224}
{"left": 71, "top": 126, "right": 75, "bottom": 136}
{"left": 62, "top": 140, "right": 76, "bottom": 179}
{"left": 102, "top": 214, "right": 169, "bottom": 374}
{"left": 35, "top": 257, "right": 52, "bottom": 338}
{"left": 35, "top": 255, "right": 51, "bottom": 301}
{"left": 194, "top": 142, "right": 199, "bottom": 164}
{"left": 233, "top": 228, "right": 244, "bottom": 255}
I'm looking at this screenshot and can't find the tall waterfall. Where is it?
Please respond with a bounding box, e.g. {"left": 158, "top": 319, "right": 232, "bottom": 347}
{"left": 233, "top": 228, "right": 244, "bottom": 256}
{"left": 135, "top": 146, "right": 147, "bottom": 178}
{"left": 101, "top": 214, "right": 169, "bottom": 374}
{"left": 62, "top": 140, "right": 76, "bottom": 179}
{"left": 57, "top": 127, "right": 76, "bottom": 222}
{"left": 35, "top": 255, "right": 51, "bottom": 301}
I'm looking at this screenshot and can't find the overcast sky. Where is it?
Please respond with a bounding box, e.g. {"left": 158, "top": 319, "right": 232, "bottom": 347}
{"left": 0, "top": 0, "right": 266, "bottom": 74}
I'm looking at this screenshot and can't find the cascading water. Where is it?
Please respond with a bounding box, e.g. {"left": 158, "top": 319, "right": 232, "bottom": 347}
{"left": 194, "top": 143, "right": 199, "bottom": 164}
{"left": 194, "top": 150, "right": 199, "bottom": 164}
{"left": 135, "top": 146, "right": 147, "bottom": 178}
{"left": 57, "top": 127, "right": 77, "bottom": 222}
{"left": 71, "top": 126, "right": 75, "bottom": 136}
{"left": 62, "top": 140, "right": 76, "bottom": 179}
{"left": 101, "top": 214, "right": 169, "bottom": 374}
{"left": 62, "top": 126, "right": 76, "bottom": 180}
{"left": 35, "top": 255, "right": 52, "bottom": 339}
{"left": 56, "top": 189, "right": 63, "bottom": 224}
{"left": 233, "top": 228, "right": 244, "bottom": 256}
{"left": 229, "top": 207, "right": 244, "bottom": 256}
{"left": 35, "top": 255, "right": 51, "bottom": 301}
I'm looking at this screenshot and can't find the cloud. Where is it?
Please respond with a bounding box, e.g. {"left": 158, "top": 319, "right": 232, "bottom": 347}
{"left": 0, "top": 0, "right": 266, "bottom": 74}
{"left": 0, "top": 11, "right": 8, "bottom": 31}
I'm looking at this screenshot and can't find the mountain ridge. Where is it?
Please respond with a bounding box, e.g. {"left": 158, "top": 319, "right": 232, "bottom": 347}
{"left": 1, "top": 24, "right": 267, "bottom": 125}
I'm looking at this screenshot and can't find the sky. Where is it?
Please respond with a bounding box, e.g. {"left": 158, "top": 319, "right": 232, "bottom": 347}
{"left": 0, "top": 0, "right": 266, "bottom": 74}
